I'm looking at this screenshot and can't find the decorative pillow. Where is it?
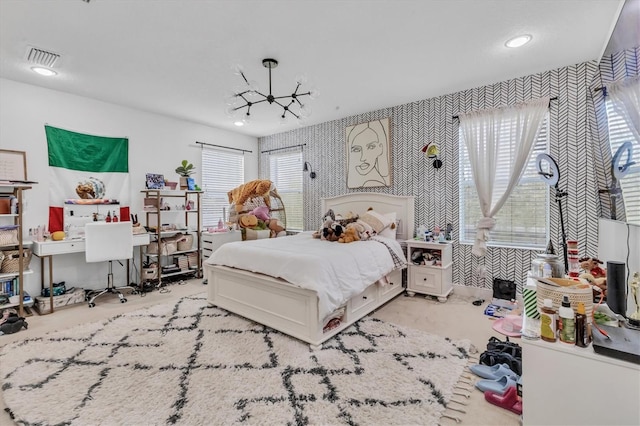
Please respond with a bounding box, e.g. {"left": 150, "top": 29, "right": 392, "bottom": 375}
{"left": 359, "top": 209, "right": 393, "bottom": 234}
{"left": 378, "top": 212, "right": 397, "bottom": 239}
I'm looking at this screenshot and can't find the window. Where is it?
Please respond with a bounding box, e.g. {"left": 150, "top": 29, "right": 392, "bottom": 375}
{"left": 459, "top": 115, "right": 549, "bottom": 248}
{"left": 269, "top": 151, "right": 303, "bottom": 231}
{"left": 606, "top": 100, "right": 640, "bottom": 225}
{"left": 201, "top": 149, "right": 244, "bottom": 227}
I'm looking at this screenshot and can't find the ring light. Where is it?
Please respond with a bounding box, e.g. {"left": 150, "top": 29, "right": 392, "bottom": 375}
{"left": 536, "top": 153, "right": 560, "bottom": 187}
{"left": 612, "top": 141, "right": 635, "bottom": 179}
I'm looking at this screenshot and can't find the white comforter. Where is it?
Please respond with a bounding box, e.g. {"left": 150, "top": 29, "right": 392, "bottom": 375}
{"left": 205, "top": 232, "right": 406, "bottom": 319}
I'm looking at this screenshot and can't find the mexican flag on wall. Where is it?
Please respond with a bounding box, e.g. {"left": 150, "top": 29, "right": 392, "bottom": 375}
{"left": 45, "top": 125, "right": 130, "bottom": 232}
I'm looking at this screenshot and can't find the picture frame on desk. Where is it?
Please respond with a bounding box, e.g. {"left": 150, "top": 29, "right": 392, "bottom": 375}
{"left": 145, "top": 173, "right": 165, "bottom": 189}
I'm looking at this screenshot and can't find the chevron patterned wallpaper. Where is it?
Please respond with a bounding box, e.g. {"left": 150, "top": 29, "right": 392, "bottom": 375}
{"left": 260, "top": 59, "right": 608, "bottom": 292}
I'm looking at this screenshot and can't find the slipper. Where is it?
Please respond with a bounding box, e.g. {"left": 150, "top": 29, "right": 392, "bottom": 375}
{"left": 485, "top": 386, "right": 522, "bottom": 415}
{"left": 469, "top": 363, "right": 519, "bottom": 380}
{"left": 479, "top": 350, "right": 522, "bottom": 376}
{"left": 475, "top": 375, "right": 517, "bottom": 395}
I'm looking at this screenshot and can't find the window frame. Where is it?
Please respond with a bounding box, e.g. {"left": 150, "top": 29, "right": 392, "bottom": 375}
{"left": 269, "top": 151, "right": 304, "bottom": 232}
{"left": 458, "top": 114, "right": 551, "bottom": 250}
{"left": 200, "top": 148, "right": 244, "bottom": 228}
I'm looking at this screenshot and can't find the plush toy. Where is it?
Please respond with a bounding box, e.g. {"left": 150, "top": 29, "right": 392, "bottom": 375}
{"left": 338, "top": 226, "right": 360, "bottom": 243}
{"left": 251, "top": 205, "right": 271, "bottom": 221}
{"left": 239, "top": 214, "right": 258, "bottom": 229}
{"left": 579, "top": 257, "right": 606, "bottom": 278}
{"left": 266, "top": 218, "right": 286, "bottom": 238}
{"left": 313, "top": 210, "right": 337, "bottom": 239}
{"left": 348, "top": 219, "right": 375, "bottom": 241}
{"left": 227, "top": 179, "right": 273, "bottom": 211}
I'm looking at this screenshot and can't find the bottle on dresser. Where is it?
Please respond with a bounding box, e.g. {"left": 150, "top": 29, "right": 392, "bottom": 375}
{"left": 574, "top": 302, "right": 590, "bottom": 348}
{"left": 558, "top": 295, "right": 576, "bottom": 344}
{"left": 540, "top": 298, "right": 557, "bottom": 342}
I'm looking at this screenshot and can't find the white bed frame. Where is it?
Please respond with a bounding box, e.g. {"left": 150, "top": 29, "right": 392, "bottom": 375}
{"left": 205, "top": 192, "right": 415, "bottom": 348}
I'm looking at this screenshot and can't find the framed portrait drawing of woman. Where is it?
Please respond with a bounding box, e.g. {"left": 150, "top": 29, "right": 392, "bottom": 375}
{"left": 346, "top": 118, "right": 391, "bottom": 188}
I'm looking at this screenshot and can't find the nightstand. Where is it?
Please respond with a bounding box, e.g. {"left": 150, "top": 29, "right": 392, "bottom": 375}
{"left": 201, "top": 231, "right": 241, "bottom": 263}
{"left": 405, "top": 240, "right": 453, "bottom": 302}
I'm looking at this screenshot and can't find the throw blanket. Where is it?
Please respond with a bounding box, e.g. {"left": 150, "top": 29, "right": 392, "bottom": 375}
{"left": 206, "top": 232, "right": 406, "bottom": 320}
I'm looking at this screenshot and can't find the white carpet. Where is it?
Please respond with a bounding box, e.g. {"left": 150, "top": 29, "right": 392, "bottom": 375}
{"left": 1, "top": 293, "right": 471, "bottom": 425}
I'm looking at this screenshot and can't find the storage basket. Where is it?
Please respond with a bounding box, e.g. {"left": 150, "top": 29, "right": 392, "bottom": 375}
{"left": 0, "top": 228, "right": 19, "bottom": 246}
{"left": 177, "top": 234, "right": 194, "bottom": 251}
{"left": 536, "top": 277, "right": 594, "bottom": 319}
{"left": 1, "top": 248, "right": 32, "bottom": 273}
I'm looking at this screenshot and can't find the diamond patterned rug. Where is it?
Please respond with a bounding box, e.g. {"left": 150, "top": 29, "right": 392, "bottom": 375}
{"left": 1, "top": 293, "right": 471, "bottom": 425}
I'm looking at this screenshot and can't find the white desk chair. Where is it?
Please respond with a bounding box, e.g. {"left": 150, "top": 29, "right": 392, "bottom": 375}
{"left": 85, "top": 222, "right": 137, "bottom": 307}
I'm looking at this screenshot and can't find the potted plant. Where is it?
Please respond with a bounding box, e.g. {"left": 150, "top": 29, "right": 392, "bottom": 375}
{"left": 175, "top": 160, "right": 195, "bottom": 190}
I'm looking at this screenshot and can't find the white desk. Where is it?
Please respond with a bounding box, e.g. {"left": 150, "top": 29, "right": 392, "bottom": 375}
{"left": 32, "top": 233, "right": 150, "bottom": 313}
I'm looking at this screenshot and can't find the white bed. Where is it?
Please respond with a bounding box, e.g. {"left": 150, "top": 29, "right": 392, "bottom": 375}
{"left": 204, "top": 192, "right": 415, "bottom": 348}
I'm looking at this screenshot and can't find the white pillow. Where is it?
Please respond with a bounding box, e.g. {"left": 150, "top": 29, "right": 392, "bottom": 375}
{"left": 360, "top": 209, "right": 393, "bottom": 234}
{"left": 378, "top": 212, "right": 398, "bottom": 239}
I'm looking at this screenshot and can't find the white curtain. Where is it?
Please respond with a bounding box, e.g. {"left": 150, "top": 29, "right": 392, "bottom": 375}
{"left": 608, "top": 77, "right": 640, "bottom": 144}
{"left": 460, "top": 97, "right": 549, "bottom": 257}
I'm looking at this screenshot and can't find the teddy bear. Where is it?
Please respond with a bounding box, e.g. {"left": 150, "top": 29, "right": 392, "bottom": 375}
{"left": 578, "top": 256, "right": 607, "bottom": 296}
{"left": 227, "top": 179, "right": 273, "bottom": 211}
{"left": 338, "top": 226, "right": 360, "bottom": 243}
{"left": 346, "top": 219, "right": 375, "bottom": 241}
{"left": 266, "top": 218, "right": 286, "bottom": 238}
{"left": 579, "top": 257, "right": 606, "bottom": 278}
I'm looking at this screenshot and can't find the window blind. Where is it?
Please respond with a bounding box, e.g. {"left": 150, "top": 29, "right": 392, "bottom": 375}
{"left": 459, "top": 115, "right": 549, "bottom": 248}
{"left": 269, "top": 151, "right": 303, "bottom": 231}
{"left": 201, "top": 149, "right": 244, "bottom": 228}
{"left": 606, "top": 100, "right": 640, "bottom": 225}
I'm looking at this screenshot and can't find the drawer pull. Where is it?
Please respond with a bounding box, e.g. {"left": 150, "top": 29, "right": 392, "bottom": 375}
{"left": 363, "top": 296, "right": 368, "bottom": 300}
{"left": 423, "top": 278, "right": 427, "bottom": 281}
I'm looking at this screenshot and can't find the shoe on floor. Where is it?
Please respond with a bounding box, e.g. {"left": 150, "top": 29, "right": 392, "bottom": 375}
{"left": 475, "top": 375, "right": 517, "bottom": 395}
{"left": 469, "top": 363, "right": 519, "bottom": 380}
{"left": 485, "top": 386, "right": 522, "bottom": 415}
{"left": 0, "top": 319, "right": 26, "bottom": 335}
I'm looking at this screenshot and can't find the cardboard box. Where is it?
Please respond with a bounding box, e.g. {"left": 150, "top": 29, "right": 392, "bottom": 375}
{"left": 34, "top": 287, "right": 85, "bottom": 314}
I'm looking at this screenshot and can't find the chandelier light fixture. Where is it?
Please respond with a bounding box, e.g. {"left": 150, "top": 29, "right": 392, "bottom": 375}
{"left": 225, "top": 58, "right": 318, "bottom": 126}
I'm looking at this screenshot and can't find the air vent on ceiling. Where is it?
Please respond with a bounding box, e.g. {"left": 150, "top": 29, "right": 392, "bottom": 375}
{"left": 25, "top": 46, "right": 61, "bottom": 68}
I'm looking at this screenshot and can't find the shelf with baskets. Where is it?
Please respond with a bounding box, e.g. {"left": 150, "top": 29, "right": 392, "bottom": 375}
{"left": 1, "top": 184, "right": 35, "bottom": 316}
{"left": 140, "top": 190, "right": 202, "bottom": 288}
{"left": 405, "top": 240, "right": 453, "bottom": 302}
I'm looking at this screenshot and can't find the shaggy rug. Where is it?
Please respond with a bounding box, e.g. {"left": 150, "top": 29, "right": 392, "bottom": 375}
{"left": 1, "top": 293, "right": 471, "bottom": 425}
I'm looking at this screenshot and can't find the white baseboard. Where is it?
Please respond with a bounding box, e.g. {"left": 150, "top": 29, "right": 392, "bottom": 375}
{"left": 452, "top": 284, "right": 492, "bottom": 300}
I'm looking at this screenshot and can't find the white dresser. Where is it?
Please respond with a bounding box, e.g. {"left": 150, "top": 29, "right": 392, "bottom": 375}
{"left": 521, "top": 337, "right": 640, "bottom": 425}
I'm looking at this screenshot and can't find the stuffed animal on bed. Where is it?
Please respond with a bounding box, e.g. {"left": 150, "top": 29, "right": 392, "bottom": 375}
{"left": 338, "top": 226, "right": 360, "bottom": 243}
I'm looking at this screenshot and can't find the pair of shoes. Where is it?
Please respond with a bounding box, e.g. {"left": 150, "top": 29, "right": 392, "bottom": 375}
{"left": 479, "top": 350, "right": 522, "bottom": 376}
{"left": 485, "top": 386, "right": 522, "bottom": 415}
{"left": 475, "top": 375, "right": 517, "bottom": 395}
{"left": 469, "top": 363, "right": 519, "bottom": 381}
{"left": 0, "top": 319, "right": 26, "bottom": 335}
{"left": 487, "top": 336, "right": 522, "bottom": 358}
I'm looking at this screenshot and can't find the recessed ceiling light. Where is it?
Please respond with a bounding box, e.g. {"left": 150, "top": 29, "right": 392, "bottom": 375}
{"left": 234, "top": 121, "right": 244, "bottom": 127}
{"left": 31, "top": 66, "right": 57, "bottom": 76}
{"left": 505, "top": 34, "right": 532, "bottom": 48}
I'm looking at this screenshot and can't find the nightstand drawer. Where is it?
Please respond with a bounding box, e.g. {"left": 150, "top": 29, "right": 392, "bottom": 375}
{"left": 410, "top": 267, "right": 442, "bottom": 293}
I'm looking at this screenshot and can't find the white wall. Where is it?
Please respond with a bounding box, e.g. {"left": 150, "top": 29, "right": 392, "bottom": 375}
{"left": 0, "top": 77, "right": 258, "bottom": 296}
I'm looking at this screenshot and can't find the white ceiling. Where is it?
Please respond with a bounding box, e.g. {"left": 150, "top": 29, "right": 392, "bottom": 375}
{"left": 0, "top": 0, "right": 625, "bottom": 138}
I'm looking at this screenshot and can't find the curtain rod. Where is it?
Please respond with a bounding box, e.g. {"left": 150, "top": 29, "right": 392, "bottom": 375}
{"left": 196, "top": 141, "right": 252, "bottom": 153}
{"left": 261, "top": 143, "right": 306, "bottom": 154}
{"left": 451, "top": 96, "right": 558, "bottom": 120}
